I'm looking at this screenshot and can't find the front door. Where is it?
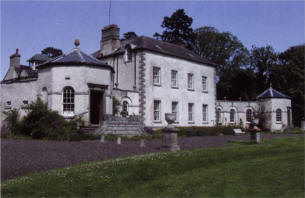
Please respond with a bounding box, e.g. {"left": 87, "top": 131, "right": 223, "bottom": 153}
{"left": 90, "top": 90, "right": 103, "bottom": 125}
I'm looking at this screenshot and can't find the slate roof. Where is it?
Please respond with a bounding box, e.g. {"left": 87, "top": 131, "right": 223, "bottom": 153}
{"left": 15, "top": 65, "right": 38, "bottom": 78}
{"left": 37, "top": 47, "right": 113, "bottom": 71}
{"left": 256, "top": 87, "right": 290, "bottom": 99}
{"left": 27, "top": 54, "right": 51, "bottom": 62}
{"left": 92, "top": 36, "right": 216, "bottom": 67}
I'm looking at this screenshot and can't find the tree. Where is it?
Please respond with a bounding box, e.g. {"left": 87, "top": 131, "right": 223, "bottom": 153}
{"left": 194, "top": 26, "right": 249, "bottom": 75}
{"left": 249, "top": 45, "right": 278, "bottom": 93}
{"left": 41, "top": 47, "right": 63, "bottom": 58}
{"left": 154, "top": 9, "right": 195, "bottom": 49}
{"left": 217, "top": 68, "right": 256, "bottom": 100}
{"left": 271, "top": 45, "right": 304, "bottom": 126}
{"left": 123, "top": 32, "right": 138, "bottom": 40}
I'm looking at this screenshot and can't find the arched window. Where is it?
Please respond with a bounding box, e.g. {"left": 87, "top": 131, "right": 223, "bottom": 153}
{"left": 125, "top": 45, "right": 132, "bottom": 62}
{"left": 246, "top": 109, "right": 252, "bottom": 122}
{"left": 216, "top": 108, "right": 221, "bottom": 124}
{"left": 276, "top": 109, "right": 282, "bottom": 122}
{"left": 123, "top": 101, "right": 129, "bottom": 112}
{"left": 230, "top": 109, "right": 235, "bottom": 122}
{"left": 63, "top": 87, "right": 74, "bottom": 115}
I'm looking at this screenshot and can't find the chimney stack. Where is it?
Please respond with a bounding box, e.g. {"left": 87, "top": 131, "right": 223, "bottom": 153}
{"left": 10, "top": 48, "right": 21, "bottom": 67}
{"left": 100, "top": 24, "right": 120, "bottom": 56}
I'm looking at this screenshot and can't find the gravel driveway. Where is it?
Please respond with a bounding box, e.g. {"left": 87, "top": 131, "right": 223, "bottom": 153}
{"left": 1, "top": 133, "right": 303, "bottom": 181}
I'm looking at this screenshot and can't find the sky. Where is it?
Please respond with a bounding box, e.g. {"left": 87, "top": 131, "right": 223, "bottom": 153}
{"left": 1, "top": 1, "right": 304, "bottom": 79}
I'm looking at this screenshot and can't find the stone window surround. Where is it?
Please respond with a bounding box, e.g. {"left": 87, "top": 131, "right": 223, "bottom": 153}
{"left": 171, "top": 70, "right": 178, "bottom": 88}
{"left": 62, "top": 86, "right": 75, "bottom": 117}
{"left": 202, "top": 104, "right": 208, "bottom": 123}
{"left": 202, "top": 76, "right": 208, "bottom": 93}
{"left": 187, "top": 73, "right": 194, "bottom": 91}
{"left": 276, "top": 108, "right": 282, "bottom": 122}
{"left": 171, "top": 101, "right": 179, "bottom": 123}
{"left": 153, "top": 67, "right": 161, "bottom": 86}
{"left": 246, "top": 109, "right": 252, "bottom": 123}
{"left": 230, "top": 109, "right": 236, "bottom": 123}
{"left": 124, "top": 45, "right": 132, "bottom": 63}
{"left": 153, "top": 100, "right": 161, "bottom": 123}
{"left": 188, "top": 103, "right": 194, "bottom": 123}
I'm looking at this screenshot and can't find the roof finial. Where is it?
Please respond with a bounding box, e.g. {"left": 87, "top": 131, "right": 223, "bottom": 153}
{"left": 16, "top": 48, "right": 19, "bottom": 54}
{"left": 74, "top": 39, "right": 80, "bottom": 48}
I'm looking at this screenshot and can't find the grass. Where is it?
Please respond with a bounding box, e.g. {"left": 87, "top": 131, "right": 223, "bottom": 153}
{"left": 2, "top": 137, "right": 304, "bottom": 198}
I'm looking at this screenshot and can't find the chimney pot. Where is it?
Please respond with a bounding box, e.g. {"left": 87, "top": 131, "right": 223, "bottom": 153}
{"left": 10, "top": 49, "right": 21, "bottom": 67}
{"left": 100, "top": 24, "right": 120, "bottom": 56}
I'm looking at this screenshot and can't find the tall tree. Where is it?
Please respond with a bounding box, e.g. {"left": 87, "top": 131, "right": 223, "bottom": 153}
{"left": 41, "top": 47, "right": 63, "bottom": 58}
{"left": 250, "top": 45, "right": 278, "bottom": 93}
{"left": 271, "top": 45, "right": 304, "bottom": 126}
{"left": 154, "top": 9, "right": 195, "bottom": 49}
{"left": 217, "top": 68, "right": 257, "bottom": 100}
{"left": 194, "top": 26, "right": 249, "bottom": 75}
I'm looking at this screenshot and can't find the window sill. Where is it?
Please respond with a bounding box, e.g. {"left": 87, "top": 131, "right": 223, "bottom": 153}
{"left": 153, "top": 121, "right": 162, "bottom": 123}
{"left": 171, "top": 86, "right": 179, "bottom": 89}
{"left": 202, "top": 90, "right": 208, "bottom": 93}
{"left": 153, "top": 84, "right": 161, "bottom": 87}
{"left": 4, "top": 106, "right": 12, "bottom": 110}
{"left": 188, "top": 121, "right": 195, "bottom": 124}
{"left": 63, "top": 114, "right": 75, "bottom": 118}
{"left": 276, "top": 122, "right": 282, "bottom": 124}
{"left": 187, "top": 89, "right": 195, "bottom": 92}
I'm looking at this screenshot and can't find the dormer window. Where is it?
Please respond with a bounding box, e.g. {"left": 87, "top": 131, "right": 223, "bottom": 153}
{"left": 124, "top": 45, "right": 132, "bottom": 62}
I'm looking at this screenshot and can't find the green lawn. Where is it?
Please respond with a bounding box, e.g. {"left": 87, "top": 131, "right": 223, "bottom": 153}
{"left": 2, "top": 137, "right": 304, "bottom": 198}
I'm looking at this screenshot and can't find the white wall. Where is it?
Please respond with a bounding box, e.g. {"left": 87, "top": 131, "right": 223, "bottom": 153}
{"left": 216, "top": 100, "right": 259, "bottom": 128}
{"left": 144, "top": 51, "right": 216, "bottom": 127}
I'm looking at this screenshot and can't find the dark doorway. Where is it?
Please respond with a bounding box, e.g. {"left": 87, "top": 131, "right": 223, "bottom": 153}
{"left": 90, "top": 90, "right": 103, "bottom": 125}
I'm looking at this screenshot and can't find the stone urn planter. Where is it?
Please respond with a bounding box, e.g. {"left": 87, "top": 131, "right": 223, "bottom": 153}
{"left": 249, "top": 118, "right": 261, "bottom": 143}
{"left": 162, "top": 113, "right": 180, "bottom": 151}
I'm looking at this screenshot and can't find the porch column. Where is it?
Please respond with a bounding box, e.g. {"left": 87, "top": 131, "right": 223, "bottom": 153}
{"left": 104, "top": 89, "right": 113, "bottom": 115}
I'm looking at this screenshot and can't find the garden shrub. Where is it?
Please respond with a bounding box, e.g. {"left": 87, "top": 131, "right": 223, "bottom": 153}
{"left": 19, "top": 97, "right": 77, "bottom": 140}
{"left": 3, "top": 108, "right": 21, "bottom": 135}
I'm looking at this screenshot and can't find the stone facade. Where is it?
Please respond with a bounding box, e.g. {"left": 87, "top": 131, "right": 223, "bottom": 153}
{"left": 216, "top": 96, "right": 292, "bottom": 131}
{"left": 1, "top": 24, "right": 292, "bottom": 133}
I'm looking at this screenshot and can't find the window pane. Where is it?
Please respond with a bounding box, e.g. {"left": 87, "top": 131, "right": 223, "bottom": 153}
{"left": 63, "top": 87, "right": 75, "bottom": 114}
{"left": 202, "top": 105, "right": 208, "bottom": 121}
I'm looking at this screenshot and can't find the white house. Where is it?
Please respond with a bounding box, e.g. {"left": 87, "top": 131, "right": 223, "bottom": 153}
{"left": 1, "top": 24, "right": 292, "bottom": 134}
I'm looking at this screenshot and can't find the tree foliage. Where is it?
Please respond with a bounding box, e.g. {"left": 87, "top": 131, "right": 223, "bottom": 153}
{"left": 155, "top": 9, "right": 303, "bottom": 126}
{"left": 194, "top": 26, "right": 249, "bottom": 75}
{"left": 250, "top": 45, "right": 278, "bottom": 93}
{"left": 41, "top": 47, "right": 63, "bottom": 58}
{"left": 154, "top": 9, "right": 195, "bottom": 49}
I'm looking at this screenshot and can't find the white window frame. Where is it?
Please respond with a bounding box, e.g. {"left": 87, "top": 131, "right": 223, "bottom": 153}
{"left": 202, "top": 76, "right": 208, "bottom": 92}
{"left": 171, "top": 70, "right": 178, "bottom": 88}
{"left": 202, "top": 104, "right": 208, "bottom": 122}
{"left": 246, "top": 109, "right": 252, "bottom": 122}
{"left": 276, "top": 109, "right": 282, "bottom": 122}
{"left": 153, "top": 67, "right": 161, "bottom": 86}
{"left": 187, "top": 73, "right": 194, "bottom": 90}
{"left": 172, "top": 101, "right": 178, "bottom": 122}
{"left": 63, "top": 86, "right": 75, "bottom": 116}
{"left": 188, "top": 103, "right": 194, "bottom": 122}
{"left": 230, "top": 109, "right": 235, "bottom": 122}
{"left": 153, "top": 100, "right": 161, "bottom": 122}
